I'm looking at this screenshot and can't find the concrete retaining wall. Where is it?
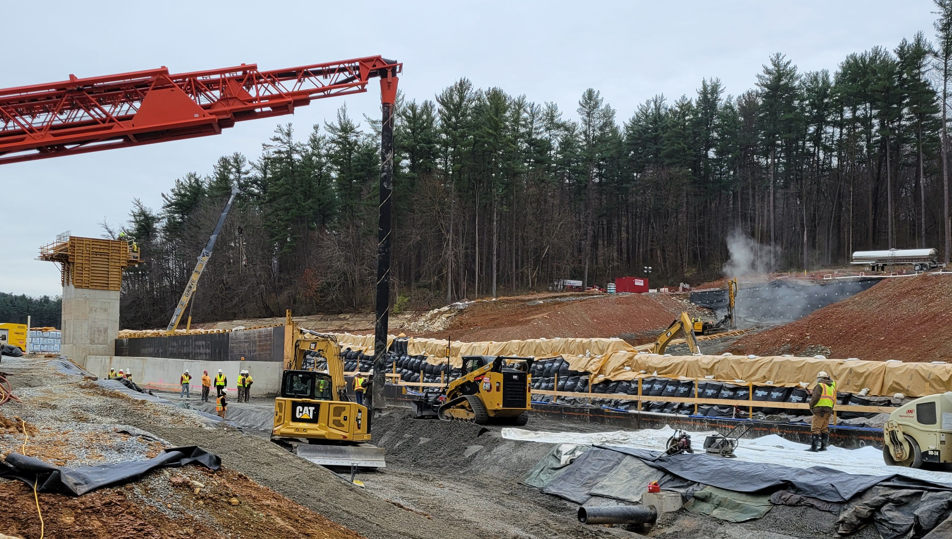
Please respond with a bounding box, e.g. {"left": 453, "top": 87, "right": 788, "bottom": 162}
{"left": 85, "top": 356, "right": 282, "bottom": 395}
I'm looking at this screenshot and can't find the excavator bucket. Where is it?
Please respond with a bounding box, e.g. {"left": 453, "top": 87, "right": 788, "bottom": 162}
{"left": 295, "top": 444, "right": 387, "bottom": 469}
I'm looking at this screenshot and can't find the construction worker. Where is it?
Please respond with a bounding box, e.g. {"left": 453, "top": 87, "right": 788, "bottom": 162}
{"left": 236, "top": 371, "right": 246, "bottom": 403}
{"left": 124, "top": 370, "right": 133, "bottom": 381}
{"left": 317, "top": 377, "right": 330, "bottom": 400}
{"left": 807, "top": 371, "right": 836, "bottom": 452}
{"left": 216, "top": 389, "right": 228, "bottom": 422}
{"left": 180, "top": 370, "right": 191, "bottom": 399}
{"left": 353, "top": 373, "right": 366, "bottom": 405}
{"left": 108, "top": 368, "right": 117, "bottom": 380}
{"left": 243, "top": 370, "right": 253, "bottom": 401}
{"left": 363, "top": 374, "right": 374, "bottom": 410}
{"left": 117, "top": 369, "right": 124, "bottom": 380}
{"left": 215, "top": 369, "right": 227, "bottom": 398}
{"left": 201, "top": 370, "right": 211, "bottom": 402}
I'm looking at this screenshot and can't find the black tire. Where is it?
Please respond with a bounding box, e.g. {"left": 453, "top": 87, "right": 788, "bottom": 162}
{"left": 510, "top": 412, "right": 529, "bottom": 426}
{"left": 883, "top": 435, "right": 923, "bottom": 468}
{"left": 466, "top": 395, "right": 490, "bottom": 425}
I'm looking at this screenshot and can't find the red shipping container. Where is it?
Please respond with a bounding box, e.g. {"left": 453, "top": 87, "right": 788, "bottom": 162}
{"left": 615, "top": 276, "right": 649, "bottom": 293}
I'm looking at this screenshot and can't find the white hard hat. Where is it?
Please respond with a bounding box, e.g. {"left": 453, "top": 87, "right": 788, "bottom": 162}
{"left": 185, "top": 369, "right": 189, "bottom": 373}
{"left": 118, "top": 369, "right": 124, "bottom": 373}
{"left": 218, "top": 369, "right": 223, "bottom": 373}
{"left": 817, "top": 371, "right": 829, "bottom": 379}
{"left": 222, "top": 388, "right": 227, "bottom": 393}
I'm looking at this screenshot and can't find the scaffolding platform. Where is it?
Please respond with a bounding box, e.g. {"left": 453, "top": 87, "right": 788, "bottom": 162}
{"left": 39, "top": 233, "right": 141, "bottom": 291}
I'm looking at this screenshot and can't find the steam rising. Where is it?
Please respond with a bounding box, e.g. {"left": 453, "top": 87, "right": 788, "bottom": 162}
{"left": 723, "top": 230, "right": 779, "bottom": 278}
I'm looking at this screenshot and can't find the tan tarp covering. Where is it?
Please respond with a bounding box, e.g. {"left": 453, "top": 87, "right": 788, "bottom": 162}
{"left": 332, "top": 332, "right": 949, "bottom": 397}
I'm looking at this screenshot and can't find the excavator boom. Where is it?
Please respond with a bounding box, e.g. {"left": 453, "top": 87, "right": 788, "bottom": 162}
{"left": 651, "top": 312, "right": 701, "bottom": 355}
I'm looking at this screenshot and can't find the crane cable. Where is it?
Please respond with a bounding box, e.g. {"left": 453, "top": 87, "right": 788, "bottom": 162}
{"left": 21, "top": 418, "right": 45, "bottom": 539}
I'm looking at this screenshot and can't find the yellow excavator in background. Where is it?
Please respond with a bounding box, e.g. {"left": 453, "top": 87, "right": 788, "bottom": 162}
{"left": 413, "top": 355, "right": 534, "bottom": 425}
{"left": 693, "top": 278, "right": 737, "bottom": 335}
{"left": 271, "top": 312, "right": 385, "bottom": 469}
{"left": 650, "top": 312, "right": 702, "bottom": 355}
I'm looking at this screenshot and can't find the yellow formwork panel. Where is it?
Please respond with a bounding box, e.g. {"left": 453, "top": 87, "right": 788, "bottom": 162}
{"left": 39, "top": 236, "right": 139, "bottom": 291}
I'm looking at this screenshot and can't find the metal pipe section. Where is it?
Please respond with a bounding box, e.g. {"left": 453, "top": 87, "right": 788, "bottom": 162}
{"left": 372, "top": 93, "right": 396, "bottom": 414}
{"left": 577, "top": 506, "right": 658, "bottom": 525}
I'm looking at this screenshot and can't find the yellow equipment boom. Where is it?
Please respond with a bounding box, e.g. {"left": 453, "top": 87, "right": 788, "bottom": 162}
{"left": 651, "top": 311, "right": 702, "bottom": 355}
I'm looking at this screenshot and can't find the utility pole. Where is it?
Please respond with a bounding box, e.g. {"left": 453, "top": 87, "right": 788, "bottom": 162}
{"left": 372, "top": 69, "right": 400, "bottom": 414}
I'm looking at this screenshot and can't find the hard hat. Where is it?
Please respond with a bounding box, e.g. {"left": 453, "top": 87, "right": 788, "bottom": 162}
{"left": 118, "top": 369, "right": 124, "bottom": 373}
{"left": 185, "top": 369, "right": 189, "bottom": 373}
{"left": 817, "top": 371, "right": 829, "bottom": 379}
{"left": 218, "top": 369, "right": 223, "bottom": 373}
{"left": 222, "top": 388, "right": 227, "bottom": 393}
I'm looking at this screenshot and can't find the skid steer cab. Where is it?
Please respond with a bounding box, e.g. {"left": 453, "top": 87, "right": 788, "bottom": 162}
{"left": 413, "top": 355, "right": 534, "bottom": 425}
{"left": 883, "top": 392, "right": 952, "bottom": 469}
{"left": 273, "top": 370, "right": 371, "bottom": 443}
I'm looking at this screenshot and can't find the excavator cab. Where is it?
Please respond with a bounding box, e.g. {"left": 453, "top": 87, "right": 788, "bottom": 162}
{"left": 271, "top": 314, "right": 384, "bottom": 469}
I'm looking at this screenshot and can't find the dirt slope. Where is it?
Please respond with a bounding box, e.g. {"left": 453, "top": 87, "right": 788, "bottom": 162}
{"left": 729, "top": 275, "right": 952, "bottom": 362}
{"left": 422, "top": 293, "right": 699, "bottom": 342}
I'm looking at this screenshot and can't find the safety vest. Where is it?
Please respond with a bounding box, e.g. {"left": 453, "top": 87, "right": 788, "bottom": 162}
{"left": 215, "top": 374, "right": 225, "bottom": 387}
{"left": 181, "top": 374, "right": 191, "bottom": 384}
{"left": 202, "top": 375, "right": 211, "bottom": 387}
{"left": 108, "top": 370, "right": 116, "bottom": 379}
{"left": 125, "top": 373, "right": 133, "bottom": 381}
{"left": 216, "top": 396, "right": 225, "bottom": 412}
{"left": 245, "top": 375, "right": 253, "bottom": 385}
{"left": 816, "top": 381, "right": 836, "bottom": 408}
{"left": 354, "top": 376, "right": 365, "bottom": 392}
{"left": 237, "top": 376, "right": 246, "bottom": 388}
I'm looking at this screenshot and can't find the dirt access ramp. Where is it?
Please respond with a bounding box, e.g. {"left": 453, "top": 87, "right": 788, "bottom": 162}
{"left": 0, "top": 357, "right": 456, "bottom": 539}
{"left": 420, "top": 292, "right": 699, "bottom": 342}
{"left": 729, "top": 274, "right": 952, "bottom": 362}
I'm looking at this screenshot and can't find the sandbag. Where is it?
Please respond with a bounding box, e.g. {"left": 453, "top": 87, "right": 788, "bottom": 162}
{"left": 707, "top": 405, "right": 735, "bottom": 418}
{"left": 718, "top": 384, "right": 738, "bottom": 400}
{"left": 701, "top": 382, "right": 723, "bottom": 400}
{"left": 647, "top": 378, "right": 669, "bottom": 396}
{"left": 615, "top": 381, "right": 631, "bottom": 395}
{"left": 696, "top": 404, "right": 713, "bottom": 416}
{"left": 734, "top": 386, "right": 751, "bottom": 401}
{"left": 606, "top": 381, "right": 620, "bottom": 394}
{"left": 675, "top": 381, "right": 695, "bottom": 399}
{"left": 661, "top": 380, "right": 681, "bottom": 397}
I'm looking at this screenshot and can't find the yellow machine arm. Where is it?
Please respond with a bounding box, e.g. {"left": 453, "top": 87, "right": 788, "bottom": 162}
{"left": 651, "top": 311, "right": 702, "bottom": 355}
{"left": 284, "top": 315, "right": 348, "bottom": 401}
{"left": 166, "top": 186, "right": 240, "bottom": 334}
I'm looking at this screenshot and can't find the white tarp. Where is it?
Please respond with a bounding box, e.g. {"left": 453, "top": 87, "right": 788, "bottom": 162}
{"left": 501, "top": 426, "right": 952, "bottom": 487}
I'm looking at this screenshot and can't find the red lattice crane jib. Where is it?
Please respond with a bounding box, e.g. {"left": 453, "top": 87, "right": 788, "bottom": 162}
{"left": 0, "top": 56, "right": 401, "bottom": 165}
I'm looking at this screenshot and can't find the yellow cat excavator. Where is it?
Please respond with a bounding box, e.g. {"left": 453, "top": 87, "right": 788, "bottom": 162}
{"left": 412, "top": 355, "right": 534, "bottom": 425}
{"left": 650, "top": 312, "right": 702, "bottom": 355}
{"left": 271, "top": 312, "right": 385, "bottom": 469}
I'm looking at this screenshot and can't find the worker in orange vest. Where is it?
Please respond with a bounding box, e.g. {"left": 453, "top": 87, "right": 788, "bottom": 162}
{"left": 216, "top": 389, "right": 228, "bottom": 422}
{"left": 201, "top": 370, "right": 211, "bottom": 402}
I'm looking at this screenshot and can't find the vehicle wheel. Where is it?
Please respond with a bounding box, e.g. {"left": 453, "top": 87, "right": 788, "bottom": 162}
{"left": 466, "top": 395, "right": 490, "bottom": 425}
{"left": 883, "top": 435, "right": 923, "bottom": 468}
{"left": 510, "top": 412, "right": 529, "bottom": 426}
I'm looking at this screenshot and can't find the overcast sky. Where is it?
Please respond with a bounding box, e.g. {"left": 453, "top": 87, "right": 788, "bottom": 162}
{"left": 0, "top": 0, "right": 938, "bottom": 297}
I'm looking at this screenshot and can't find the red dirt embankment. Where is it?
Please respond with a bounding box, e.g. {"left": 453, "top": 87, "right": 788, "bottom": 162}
{"left": 730, "top": 275, "right": 952, "bottom": 362}
{"left": 423, "top": 293, "right": 696, "bottom": 342}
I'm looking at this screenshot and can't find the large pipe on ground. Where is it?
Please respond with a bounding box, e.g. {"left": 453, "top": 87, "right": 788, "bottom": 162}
{"left": 577, "top": 506, "right": 657, "bottom": 525}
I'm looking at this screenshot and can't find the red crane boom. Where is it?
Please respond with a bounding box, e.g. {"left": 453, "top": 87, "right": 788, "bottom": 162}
{"left": 0, "top": 56, "right": 401, "bottom": 165}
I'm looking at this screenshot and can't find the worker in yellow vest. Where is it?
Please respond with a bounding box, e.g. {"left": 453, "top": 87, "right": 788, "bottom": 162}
{"left": 215, "top": 369, "right": 227, "bottom": 398}
{"left": 242, "top": 370, "right": 253, "bottom": 402}
{"left": 807, "top": 371, "right": 836, "bottom": 452}
{"left": 108, "top": 368, "right": 117, "bottom": 380}
{"left": 353, "top": 373, "right": 366, "bottom": 406}
{"left": 180, "top": 370, "right": 191, "bottom": 399}
{"left": 236, "top": 371, "right": 246, "bottom": 402}
{"left": 216, "top": 389, "right": 228, "bottom": 422}
{"left": 124, "top": 370, "right": 133, "bottom": 381}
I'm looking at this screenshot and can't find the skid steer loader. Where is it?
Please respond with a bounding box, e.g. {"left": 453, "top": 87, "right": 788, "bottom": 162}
{"left": 412, "top": 355, "right": 533, "bottom": 425}
{"left": 271, "top": 313, "right": 385, "bottom": 469}
{"left": 883, "top": 392, "right": 952, "bottom": 469}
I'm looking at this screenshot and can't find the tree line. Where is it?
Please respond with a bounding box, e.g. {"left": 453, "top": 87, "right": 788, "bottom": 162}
{"left": 0, "top": 292, "right": 61, "bottom": 327}
{"left": 109, "top": 2, "right": 952, "bottom": 329}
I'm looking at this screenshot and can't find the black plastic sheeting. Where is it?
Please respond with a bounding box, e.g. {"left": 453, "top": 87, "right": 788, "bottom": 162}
{"left": 0, "top": 344, "right": 24, "bottom": 357}
{"left": 600, "top": 446, "right": 952, "bottom": 503}
{"left": 0, "top": 446, "right": 220, "bottom": 496}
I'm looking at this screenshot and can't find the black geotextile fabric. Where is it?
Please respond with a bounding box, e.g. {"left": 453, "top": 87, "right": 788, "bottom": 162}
{"left": 541, "top": 447, "right": 626, "bottom": 503}
{"left": 599, "top": 446, "right": 952, "bottom": 503}
{"left": 0, "top": 446, "right": 220, "bottom": 496}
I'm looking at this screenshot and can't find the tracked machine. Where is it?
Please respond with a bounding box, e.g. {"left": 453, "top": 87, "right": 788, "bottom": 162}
{"left": 271, "top": 314, "right": 385, "bottom": 469}
{"left": 413, "top": 355, "right": 533, "bottom": 425}
{"left": 693, "top": 278, "right": 737, "bottom": 336}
